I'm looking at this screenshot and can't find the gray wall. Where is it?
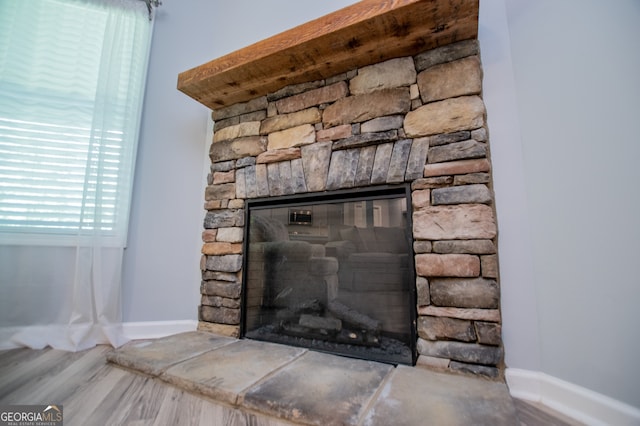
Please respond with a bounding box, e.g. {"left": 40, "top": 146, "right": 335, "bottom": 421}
{"left": 123, "top": 0, "right": 640, "bottom": 409}
{"left": 122, "top": 0, "right": 357, "bottom": 318}
{"left": 483, "top": 0, "right": 640, "bottom": 408}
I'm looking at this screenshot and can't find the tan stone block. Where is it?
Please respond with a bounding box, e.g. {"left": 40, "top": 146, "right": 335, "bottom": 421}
{"left": 197, "top": 321, "right": 240, "bottom": 338}
{"left": 417, "top": 306, "right": 501, "bottom": 322}
{"left": 267, "top": 124, "right": 315, "bottom": 150}
{"left": 213, "top": 121, "right": 261, "bottom": 143}
{"left": 411, "top": 189, "right": 430, "bottom": 209}
{"left": 256, "top": 148, "right": 301, "bottom": 164}
{"left": 210, "top": 136, "right": 267, "bottom": 163}
{"left": 404, "top": 96, "right": 485, "bottom": 137}
{"left": 410, "top": 84, "right": 420, "bottom": 100}
{"left": 430, "top": 277, "right": 499, "bottom": 309}
{"left": 323, "top": 88, "right": 411, "bottom": 127}
{"left": 316, "top": 124, "right": 352, "bottom": 141}
{"left": 413, "top": 204, "right": 497, "bottom": 240}
{"left": 418, "top": 316, "right": 476, "bottom": 342}
{"left": 213, "top": 170, "right": 235, "bottom": 184}
{"left": 201, "top": 242, "right": 243, "bottom": 255}
{"left": 416, "top": 276, "right": 430, "bottom": 306}
{"left": 481, "top": 254, "right": 499, "bottom": 278}
{"left": 200, "top": 305, "right": 240, "bottom": 325}
{"left": 204, "top": 200, "right": 222, "bottom": 210}
{"left": 415, "top": 253, "right": 480, "bottom": 277}
{"left": 423, "top": 159, "right": 491, "bottom": 177}
{"left": 202, "top": 229, "right": 217, "bottom": 243}
{"left": 276, "top": 81, "right": 348, "bottom": 114}
{"left": 349, "top": 57, "right": 416, "bottom": 95}
{"left": 411, "top": 176, "right": 454, "bottom": 189}
{"left": 216, "top": 227, "right": 243, "bottom": 243}
{"left": 227, "top": 199, "right": 244, "bottom": 209}
{"left": 260, "top": 107, "right": 321, "bottom": 134}
{"left": 205, "top": 183, "right": 235, "bottom": 201}
{"left": 211, "top": 96, "right": 267, "bottom": 121}
{"left": 418, "top": 56, "right": 482, "bottom": 103}
{"left": 416, "top": 355, "right": 450, "bottom": 370}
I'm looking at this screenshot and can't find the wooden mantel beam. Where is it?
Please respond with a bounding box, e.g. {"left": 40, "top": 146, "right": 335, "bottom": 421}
{"left": 177, "top": 0, "right": 479, "bottom": 110}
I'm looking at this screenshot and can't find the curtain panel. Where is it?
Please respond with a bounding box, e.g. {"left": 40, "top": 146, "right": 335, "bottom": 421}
{"left": 0, "top": 0, "right": 153, "bottom": 350}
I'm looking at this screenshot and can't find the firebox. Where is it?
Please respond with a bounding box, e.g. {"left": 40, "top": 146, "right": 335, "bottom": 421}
{"left": 242, "top": 185, "right": 416, "bottom": 365}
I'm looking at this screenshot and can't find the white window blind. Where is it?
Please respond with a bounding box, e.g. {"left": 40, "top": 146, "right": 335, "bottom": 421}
{"left": 0, "top": 0, "right": 152, "bottom": 246}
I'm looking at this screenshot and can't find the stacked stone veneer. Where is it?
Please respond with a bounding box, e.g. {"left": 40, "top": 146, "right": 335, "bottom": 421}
{"left": 198, "top": 39, "right": 503, "bottom": 378}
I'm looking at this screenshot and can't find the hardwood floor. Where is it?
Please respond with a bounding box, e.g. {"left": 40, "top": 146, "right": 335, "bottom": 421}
{"left": 0, "top": 345, "right": 581, "bottom": 425}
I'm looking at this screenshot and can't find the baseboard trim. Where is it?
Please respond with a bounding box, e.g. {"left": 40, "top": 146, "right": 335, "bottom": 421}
{"left": 121, "top": 320, "right": 198, "bottom": 340}
{"left": 506, "top": 368, "right": 640, "bottom": 426}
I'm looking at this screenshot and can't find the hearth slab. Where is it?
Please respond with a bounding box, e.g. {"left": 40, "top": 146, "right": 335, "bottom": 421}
{"left": 362, "top": 365, "right": 518, "bottom": 426}
{"left": 160, "top": 340, "right": 307, "bottom": 405}
{"left": 108, "top": 332, "right": 520, "bottom": 425}
{"left": 240, "top": 350, "right": 393, "bottom": 425}
{"left": 106, "top": 331, "right": 234, "bottom": 375}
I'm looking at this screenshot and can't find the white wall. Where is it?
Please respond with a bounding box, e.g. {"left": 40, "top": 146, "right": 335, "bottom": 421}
{"left": 483, "top": 0, "right": 640, "bottom": 409}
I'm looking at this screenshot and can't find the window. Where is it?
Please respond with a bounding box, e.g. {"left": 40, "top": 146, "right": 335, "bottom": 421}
{"left": 0, "top": 0, "right": 152, "bottom": 245}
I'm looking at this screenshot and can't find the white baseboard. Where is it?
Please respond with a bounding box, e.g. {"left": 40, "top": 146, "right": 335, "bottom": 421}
{"left": 506, "top": 368, "right": 640, "bottom": 426}
{"left": 121, "top": 320, "right": 198, "bottom": 340}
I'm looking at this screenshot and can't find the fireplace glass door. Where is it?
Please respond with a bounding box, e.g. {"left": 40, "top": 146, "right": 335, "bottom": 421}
{"left": 242, "top": 187, "right": 416, "bottom": 365}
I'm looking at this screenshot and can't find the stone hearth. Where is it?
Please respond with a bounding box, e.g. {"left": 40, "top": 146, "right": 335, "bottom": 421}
{"left": 179, "top": 0, "right": 503, "bottom": 378}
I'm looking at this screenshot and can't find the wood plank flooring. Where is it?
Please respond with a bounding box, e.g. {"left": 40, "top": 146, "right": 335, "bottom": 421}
{"left": 0, "top": 345, "right": 581, "bottom": 425}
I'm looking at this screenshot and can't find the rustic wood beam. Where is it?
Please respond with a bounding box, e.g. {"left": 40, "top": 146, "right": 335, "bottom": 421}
{"left": 177, "top": 0, "right": 479, "bottom": 110}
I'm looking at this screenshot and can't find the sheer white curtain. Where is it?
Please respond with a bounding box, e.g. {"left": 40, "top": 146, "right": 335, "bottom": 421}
{"left": 0, "top": 0, "right": 153, "bottom": 350}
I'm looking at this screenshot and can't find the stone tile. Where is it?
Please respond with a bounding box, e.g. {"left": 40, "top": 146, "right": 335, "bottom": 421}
{"left": 354, "top": 145, "right": 376, "bottom": 186}
{"left": 418, "top": 56, "right": 482, "bottom": 104}
{"left": 267, "top": 163, "right": 282, "bottom": 196}
{"left": 106, "top": 332, "right": 233, "bottom": 376}
{"left": 256, "top": 147, "right": 301, "bottom": 164}
{"left": 323, "top": 88, "right": 411, "bottom": 127}
{"left": 267, "top": 124, "right": 315, "bottom": 150}
{"left": 350, "top": 57, "right": 416, "bottom": 95}
{"left": 423, "top": 158, "right": 491, "bottom": 177}
{"left": 326, "top": 149, "right": 359, "bottom": 190}
{"left": 212, "top": 96, "right": 268, "bottom": 121}
{"left": 417, "top": 339, "right": 503, "bottom": 367}
{"left": 413, "top": 204, "right": 497, "bottom": 240}
{"left": 415, "top": 253, "right": 480, "bottom": 277}
{"left": 386, "top": 139, "right": 412, "bottom": 183}
{"left": 161, "top": 340, "right": 306, "bottom": 405}
{"left": 301, "top": 141, "right": 332, "bottom": 192}
{"left": 260, "top": 107, "right": 321, "bottom": 134}
{"left": 362, "top": 366, "right": 517, "bottom": 426}
{"left": 276, "top": 81, "right": 348, "bottom": 114}
{"left": 290, "top": 158, "right": 307, "bottom": 193}
{"left": 332, "top": 130, "right": 398, "bottom": 150}
{"left": 404, "top": 96, "right": 485, "bottom": 138}
{"left": 430, "top": 277, "right": 499, "bottom": 309}
{"left": 370, "top": 143, "right": 393, "bottom": 184}
{"left": 241, "top": 351, "right": 393, "bottom": 426}
{"left": 213, "top": 121, "right": 261, "bottom": 143}
{"left": 428, "top": 139, "right": 487, "bottom": 164}
{"left": 210, "top": 136, "right": 267, "bottom": 163}
{"left": 404, "top": 137, "right": 430, "bottom": 181}
{"left": 414, "top": 39, "right": 480, "bottom": 72}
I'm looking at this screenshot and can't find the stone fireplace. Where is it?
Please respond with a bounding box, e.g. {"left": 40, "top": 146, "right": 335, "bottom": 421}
{"left": 178, "top": 0, "right": 503, "bottom": 378}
